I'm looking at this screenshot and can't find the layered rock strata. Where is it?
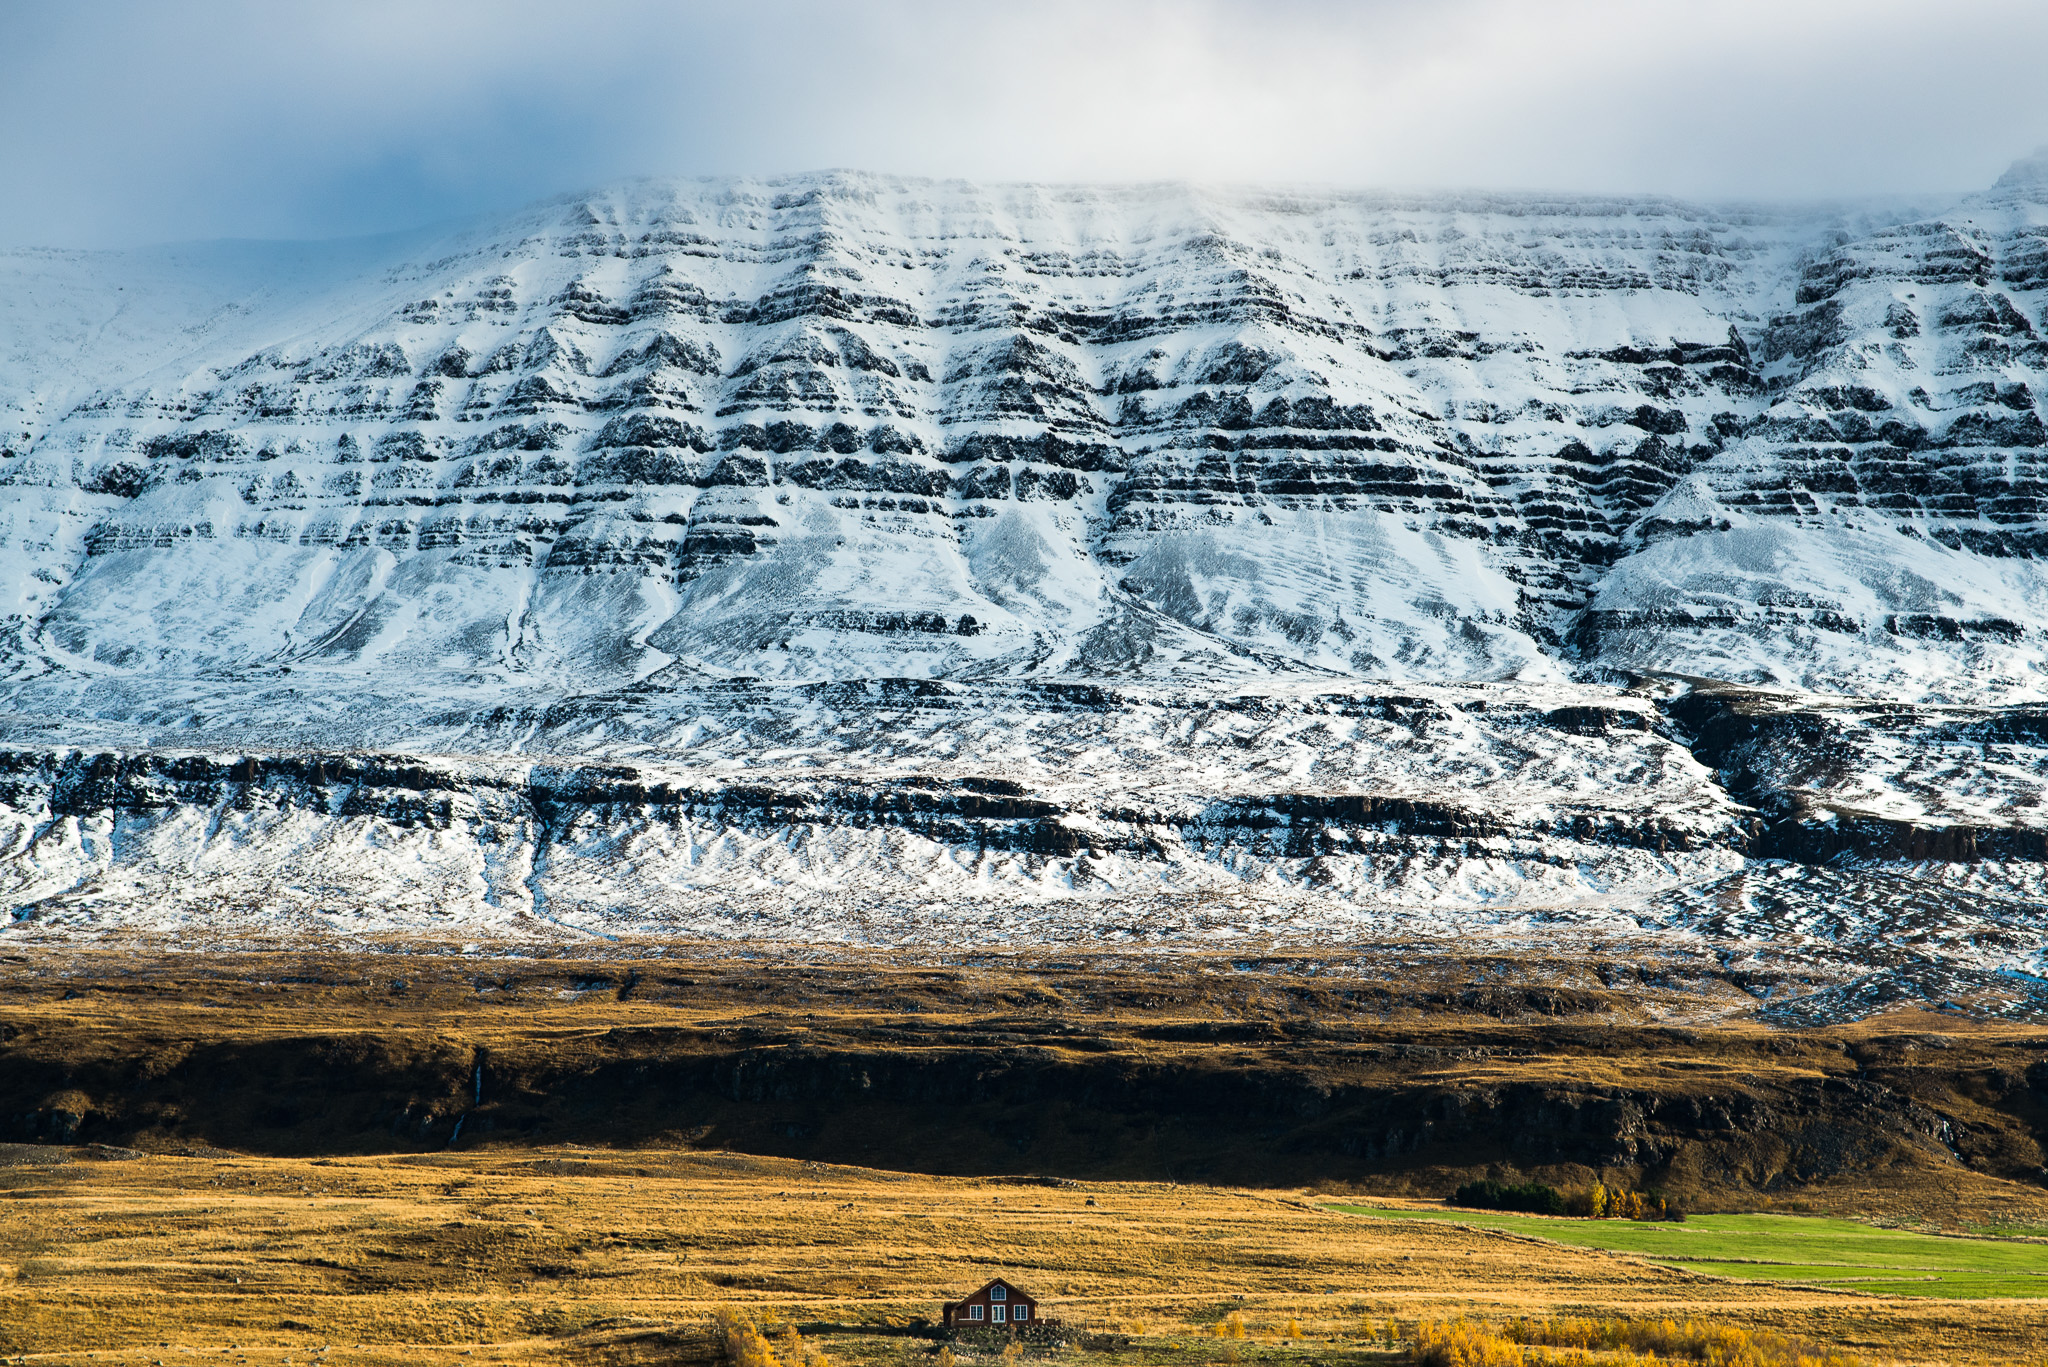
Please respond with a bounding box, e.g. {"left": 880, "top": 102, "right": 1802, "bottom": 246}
{"left": 1, "top": 168, "right": 2042, "bottom": 696}
{"left": 1, "top": 167, "right": 2046, "bottom": 1011}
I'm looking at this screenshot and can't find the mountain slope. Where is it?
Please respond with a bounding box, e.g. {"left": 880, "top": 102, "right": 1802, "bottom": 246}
{"left": 4, "top": 171, "right": 2038, "bottom": 698}
{"left": 1, "top": 167, "right": 2046, "bottom": 1018}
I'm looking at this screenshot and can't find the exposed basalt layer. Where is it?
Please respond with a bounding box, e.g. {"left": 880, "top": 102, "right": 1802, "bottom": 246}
{"left": 0, "top": 734, "right": 1734, "bottom": 879}
{"left": 16, "top": 1036, "right": 1971, "bottom": 1188}
{"left": 1669, "top": 684, "right": 2048, "bottom": 861}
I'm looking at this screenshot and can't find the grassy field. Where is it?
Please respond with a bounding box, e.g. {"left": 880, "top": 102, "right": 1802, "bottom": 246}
{"left": 1326, "top": 1206, "right": 2048, "bottom": 1299}
{"left": 13, "top": 952, "right": 2048, "bottom": 1365}
{"left": 4, "top": 1150, "right": 2048, "bottom": 1367}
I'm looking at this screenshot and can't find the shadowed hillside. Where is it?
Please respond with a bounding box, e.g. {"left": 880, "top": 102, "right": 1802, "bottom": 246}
{"left": 8, "top": 950, "right": 2048, "bottom": 1217}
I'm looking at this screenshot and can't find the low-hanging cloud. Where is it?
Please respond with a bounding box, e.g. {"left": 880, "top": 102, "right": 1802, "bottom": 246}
{"left": 3, "top": 0, "right": 2046, "bottom": 248}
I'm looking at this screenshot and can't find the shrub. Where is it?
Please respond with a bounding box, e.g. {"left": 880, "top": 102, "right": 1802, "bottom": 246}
{"left": 716, "top": 1310, "right": 784, "bottom": 1367}
{"left": 1405, "top": 1314, "right": 1865, "bottom": 1366}
{"left": 1210, "top": 1312, "right": 1247, "bottom": 1339}
{"left": 1409, "top": 1321, "right": 1526, "bottom": 1367}
{"left": 712, "top": 1311, "right": 828, "bottom": 1367}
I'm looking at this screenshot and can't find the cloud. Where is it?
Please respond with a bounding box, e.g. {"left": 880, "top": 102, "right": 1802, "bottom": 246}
{"left": 2, "top": 0, "right": 2044, "bottom": 247}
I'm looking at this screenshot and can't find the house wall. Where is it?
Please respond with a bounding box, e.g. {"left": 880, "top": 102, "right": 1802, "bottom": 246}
{"left": 945, "top": 1284, "right": 1039, "bottom": 1327}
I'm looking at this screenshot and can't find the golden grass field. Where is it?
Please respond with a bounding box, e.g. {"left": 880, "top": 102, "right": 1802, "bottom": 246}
{"left": 11, "top": 948, "right": 2048, "bottom": 1366}
{"left": 5, "top": 1147, "right": 2048, "bottom": 1367}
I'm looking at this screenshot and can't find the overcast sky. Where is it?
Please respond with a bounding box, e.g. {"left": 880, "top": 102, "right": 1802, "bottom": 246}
{"left": 3, "top": 0, "right": 2046, "bottom": 248}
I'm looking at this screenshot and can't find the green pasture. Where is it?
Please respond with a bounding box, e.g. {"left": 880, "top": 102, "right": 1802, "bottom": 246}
{"left": 1325, "top": 1205, "right": 2048, "bottom": 1299}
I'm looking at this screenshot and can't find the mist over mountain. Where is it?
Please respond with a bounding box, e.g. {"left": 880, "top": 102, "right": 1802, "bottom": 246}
{"left": 2, "top": 166, "right": 2045, "bottom": 1020}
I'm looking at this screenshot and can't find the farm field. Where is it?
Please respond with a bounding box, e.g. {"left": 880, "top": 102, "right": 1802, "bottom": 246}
{"left": 1326, "top": 1207, "right": 2048, "bottom": 1299}
{"left": 5, "top": 1150, "right": 2048, "bottom": 1367}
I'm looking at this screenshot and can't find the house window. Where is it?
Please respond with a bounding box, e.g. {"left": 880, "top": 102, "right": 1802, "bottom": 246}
{"left": 992, "top": 1307, "right": 1006, "bottom": 1324}
{"left": 1013, "top": 1307, "right": 1029, "bottom": 1322}
{"left": 991, "top": 1286, "right": 1007, "bottom": 1301}
{"left": 969, "top": 1306, "right": 983, "bottom": 1322}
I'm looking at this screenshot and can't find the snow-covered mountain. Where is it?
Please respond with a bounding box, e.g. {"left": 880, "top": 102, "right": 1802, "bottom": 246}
{"left": 2, "top": 165, "right": 2046, "bottom": 1018}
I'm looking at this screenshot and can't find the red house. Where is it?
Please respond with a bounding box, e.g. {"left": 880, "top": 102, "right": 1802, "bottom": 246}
{"left": 942, "top": 1277, "right": 1039, "bottom": 1329}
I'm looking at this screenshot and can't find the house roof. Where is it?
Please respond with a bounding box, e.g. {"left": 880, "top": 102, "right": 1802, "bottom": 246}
{"left": 951, "top": 1277, "right": 1032, "bottom": 1301}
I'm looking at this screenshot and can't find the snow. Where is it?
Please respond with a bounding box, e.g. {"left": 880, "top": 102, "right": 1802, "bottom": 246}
{"left": 0, "top": 169, "right": 2042, "bottom": 1019}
